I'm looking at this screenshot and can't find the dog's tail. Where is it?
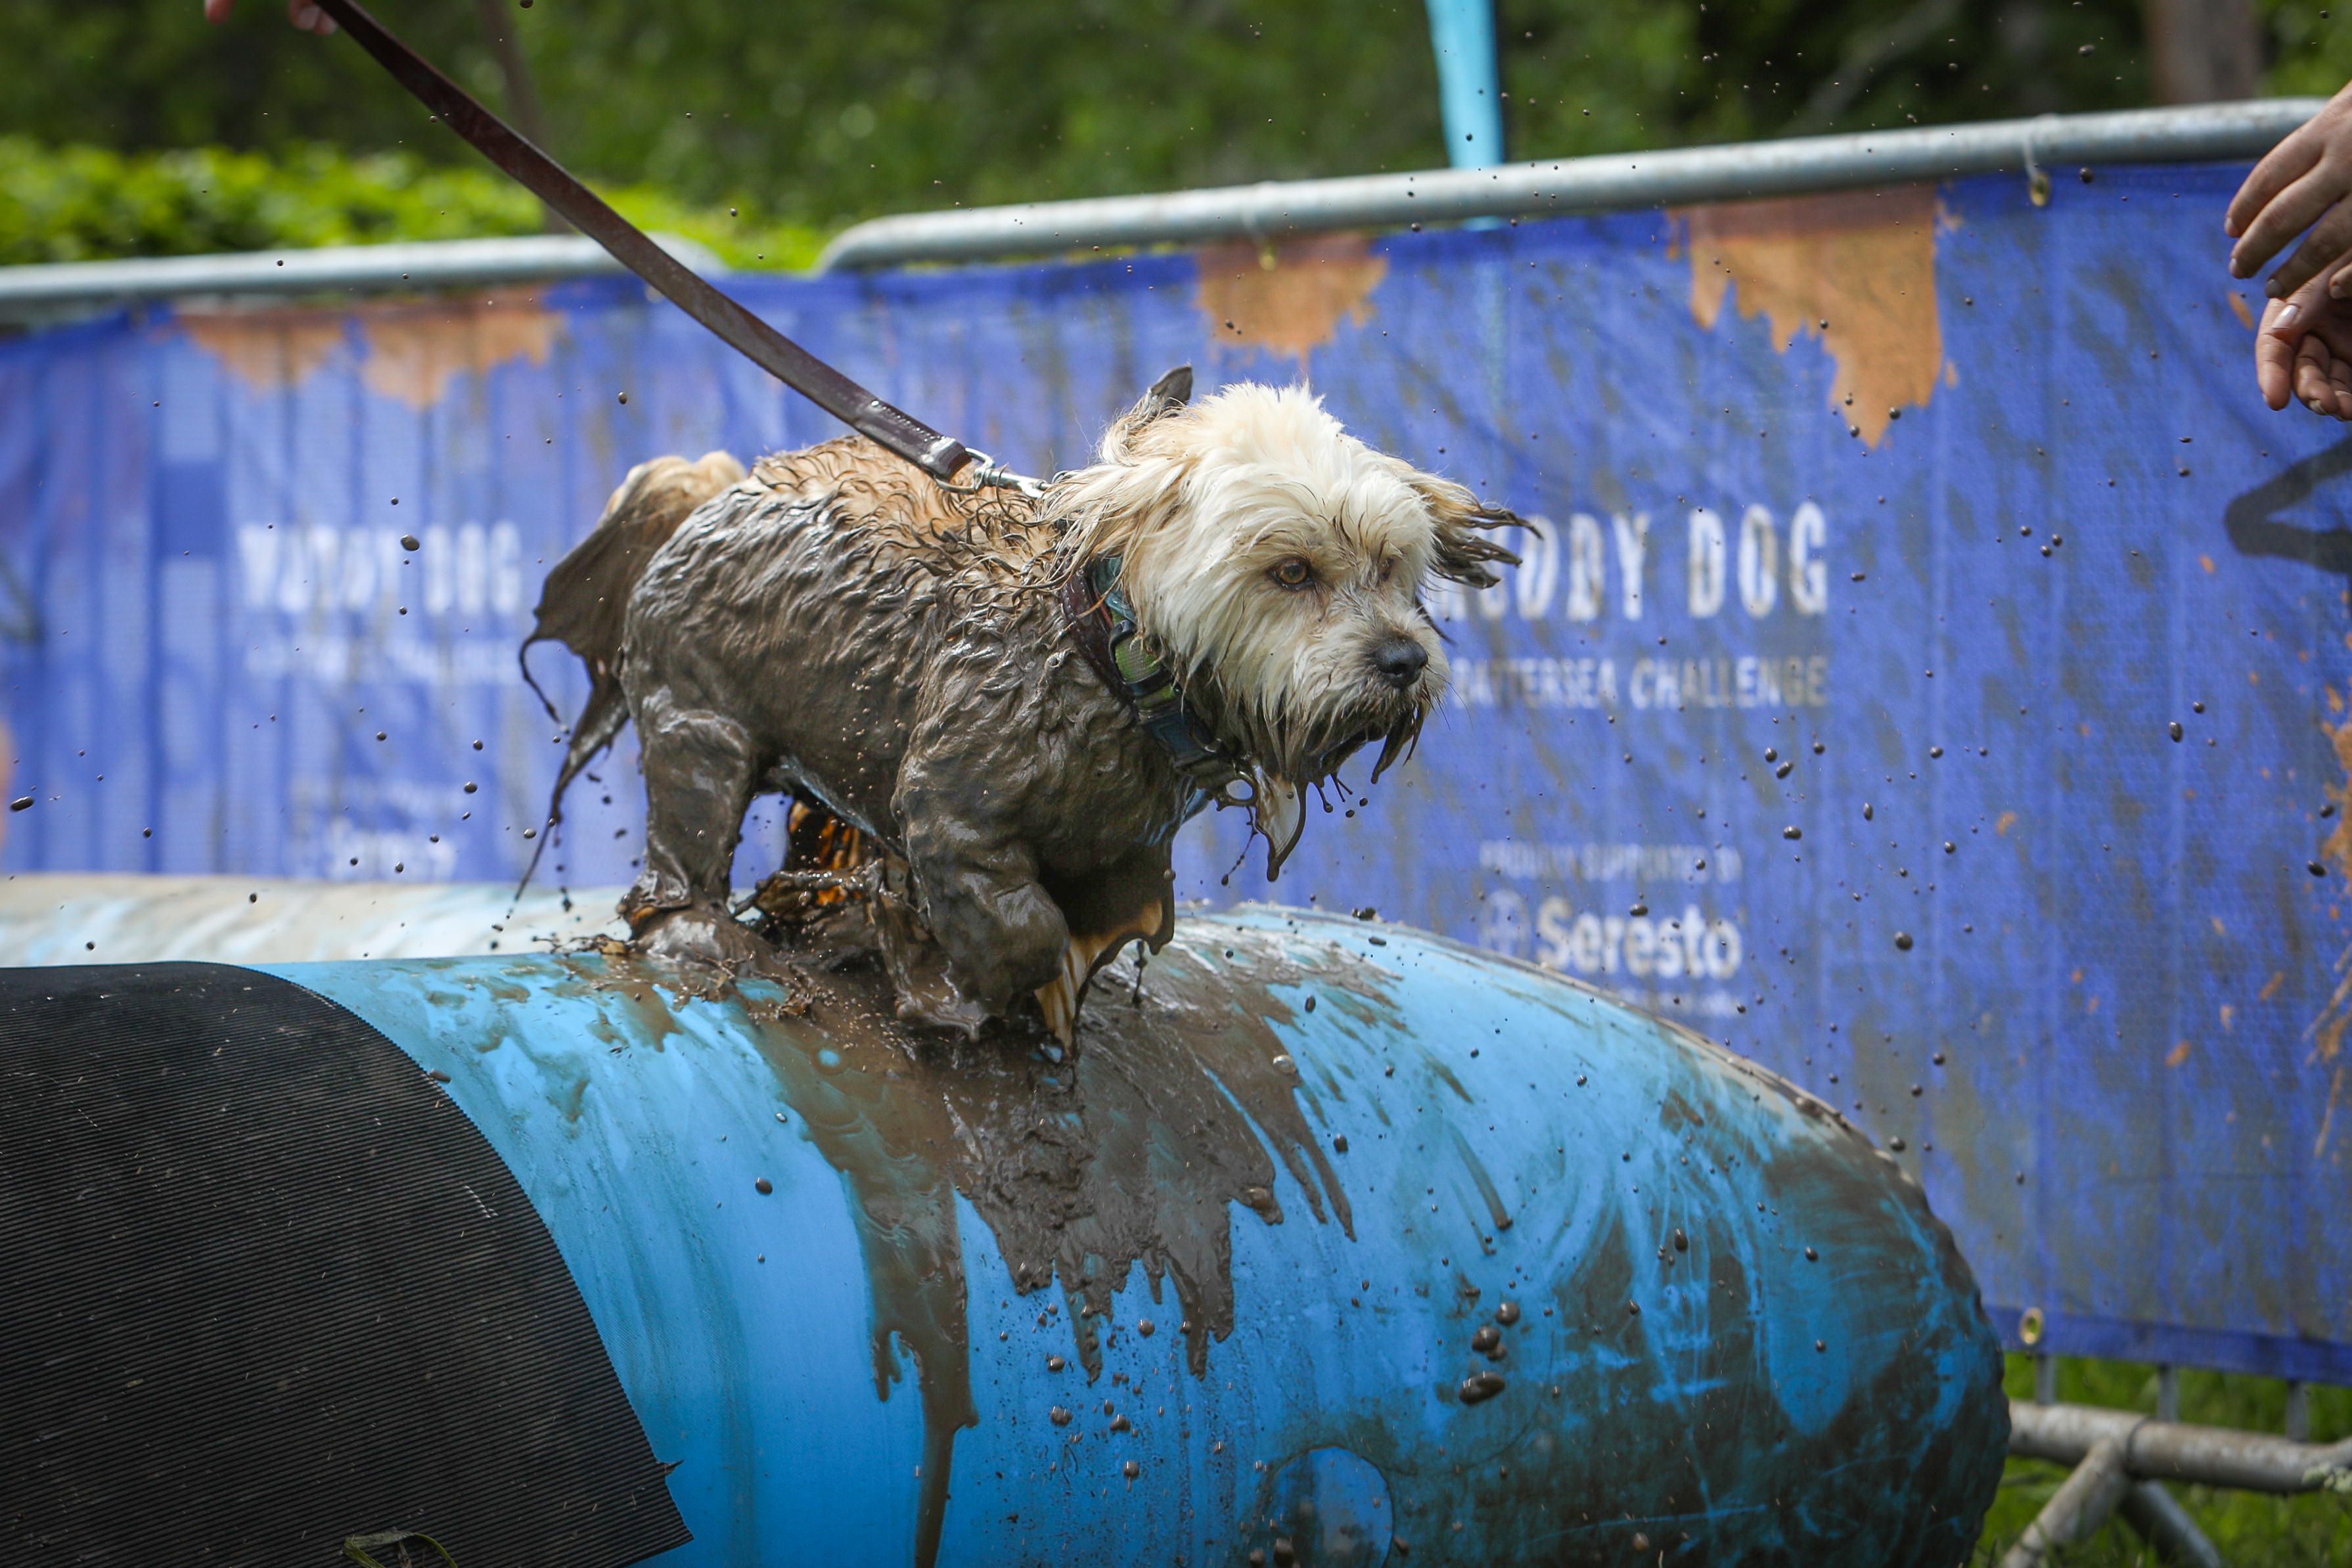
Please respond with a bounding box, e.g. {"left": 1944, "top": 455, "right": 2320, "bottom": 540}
{"left": 516, "top": 451, "right": 746, "bottom": 893}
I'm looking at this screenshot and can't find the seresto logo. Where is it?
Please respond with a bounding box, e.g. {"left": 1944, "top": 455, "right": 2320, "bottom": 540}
{"left": 1481, "top": 889, "right": 1742, "bottom": 981}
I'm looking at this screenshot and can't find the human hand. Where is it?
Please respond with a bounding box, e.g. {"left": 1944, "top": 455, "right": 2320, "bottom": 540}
{"left": 202, "top": 0, "right": 338, "bottom": 34}
{"left": 2255, "top": 273, "right": 2352, "bottom": 419}
{"left": 2228, "top": 81, "right": 2352, "bottom": 299}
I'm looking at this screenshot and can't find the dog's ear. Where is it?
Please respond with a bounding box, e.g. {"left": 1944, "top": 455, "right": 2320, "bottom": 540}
{"left": 1399, "top": 465, "right": 1524, "bottom": 588}
{"left": 1098, "top": 366, "right": 1195, "bottom": 462}
{"left": 1144, "top": 364, "right": 1193, "bottom": 412}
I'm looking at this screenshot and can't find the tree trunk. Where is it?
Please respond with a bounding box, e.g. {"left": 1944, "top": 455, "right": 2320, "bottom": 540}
{"left": 2144, "top": 0, "right": 2263, "bottom": 104}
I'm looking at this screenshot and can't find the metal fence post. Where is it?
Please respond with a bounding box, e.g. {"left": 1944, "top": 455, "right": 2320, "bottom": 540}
{"left": 1999, "top": 1437, "right": 2133, "bottom": 1568}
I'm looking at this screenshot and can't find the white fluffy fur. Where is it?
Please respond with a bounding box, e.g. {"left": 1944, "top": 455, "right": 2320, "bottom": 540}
{"left": 1052, "top": 383, "right": 1514, "bottom": 792}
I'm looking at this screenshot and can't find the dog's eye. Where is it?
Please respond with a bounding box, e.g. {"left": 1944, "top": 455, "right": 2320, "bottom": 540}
{"left": 1270, "top": 557, "right": 1316, "bottom": 590}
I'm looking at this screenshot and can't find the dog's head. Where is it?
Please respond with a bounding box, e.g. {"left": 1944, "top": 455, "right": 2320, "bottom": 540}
{"left": 1054, "top": 371, "right": 1518, "bottom": 821}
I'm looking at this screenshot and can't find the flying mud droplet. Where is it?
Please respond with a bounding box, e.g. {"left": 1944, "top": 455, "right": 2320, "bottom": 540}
{"left": 2170, "top": 722, "right": 2184, "bottom": 742}
{"left": 1893, "top": 931, "right": 1914, "bottom": 951}
{"left": 1137, "top": 1318, "right": 1156, "bottom": 1337}
{"left": 618, "top": 392, "right": 629, "bottom": 404}
{"left": 1928, "top": 746, "right": 1943, "bottom": 759}
{"left": 1123, "top": 1460, "right": 1140, "bottom": 1480}
{"left": 1671, "top": 1227, "right": 1688, "bottom": 1252}
{"left": 426, "top": 1068, "right": 451, "bottom": 1083}
{"left": 1332, "top": 1134, "right": 1349, "bottom": 1154}
{"left": 1495, "top": 1300, "right": 1520, "bottom": 1324}
{"left": 1775, "top": 761, "right": 1794, "bottom": 778}
{"left": 9, "top": 797, "right": 30, "bottom": 813}
{"left": 1783, "top": 826, "right": 1802, "bottom": 840}
{"left": 755, "top": 1177, "right": 775, "bottom": 1195}
{"left": 1047, "top": 1356, "right": 1065, "bottom": 1372}
{"left": 1863, "top": 803, "right": 1874, "bottom": 821}
{"left": 2311, "top": 862, "right": 2329, "bottom": 878}
{"left": 1050, "top": 1406, "right": 1073, "bottom": 1427}
{"left": 1458, "top": 1371, "right": 1506, "bottom": 1404}
{"left": 400, "top": 534, "right": 422, "bottom": 552}
{"left": 1628, "top": 902, "right": 1648, "bottom": 917}
{"left": 1805, "top": 1246, "right": 1819, "bottom": 1261}
{"left": 1889, "top": 1136, "right": 1908, "bottom": 1151}
{"left": 1471, "top": 1325, "right": 1503, "bottom": 1356}
{"left": 1270, "top": 1054, "right": 1298, "bottom": 1075}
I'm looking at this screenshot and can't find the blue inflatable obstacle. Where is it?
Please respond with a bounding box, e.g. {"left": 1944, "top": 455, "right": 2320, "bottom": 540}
{"left": 1, "top": 908, "right": 2004, "bottom": 1567}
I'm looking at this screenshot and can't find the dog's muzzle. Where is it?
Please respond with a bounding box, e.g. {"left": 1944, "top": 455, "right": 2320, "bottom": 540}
{"left": 1369, "top": 636, "right": 1430, "bottom": 688}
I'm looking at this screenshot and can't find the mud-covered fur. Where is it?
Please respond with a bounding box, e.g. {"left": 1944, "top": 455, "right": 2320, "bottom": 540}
{"left": 529, "top": 375, "right": 1516, "bottom": 1037}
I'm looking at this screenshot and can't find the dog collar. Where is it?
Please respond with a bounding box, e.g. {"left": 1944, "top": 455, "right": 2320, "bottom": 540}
{"left": 1062, "top": 556, "right": 1242, "bottom": 797}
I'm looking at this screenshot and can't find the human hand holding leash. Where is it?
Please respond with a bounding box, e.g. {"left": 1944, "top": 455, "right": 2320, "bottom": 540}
{"left": 202, "top": 0, "right": 338, "bottom": 35}
{"left": 2230, "top": 84, "right": 2352, "bottom": 417}
{"left": 2257, "top": 278, "right": 2352, "bottom": 419}
{"left": 2228, "top": 82, "right": 2352, "bottom": 296}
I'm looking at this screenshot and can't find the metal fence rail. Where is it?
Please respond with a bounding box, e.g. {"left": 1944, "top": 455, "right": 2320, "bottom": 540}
{"left": 0, "top": 233, "right": 723, "bottom": 327}
{"left": 816, "top": 99, "right": 2322, "bottom": 269}
{"left": 0, "top": 99, "right": 2321, "bottom": 325}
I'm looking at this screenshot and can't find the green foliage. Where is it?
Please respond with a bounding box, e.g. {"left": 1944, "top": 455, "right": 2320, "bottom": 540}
{"left": 0, "top": 137, "right": 821, "bottom": 271}
{"left": 0, "top": 0, "right": 2215, "bottom": 248}
{"left": 0, "top": 138, "right": 539, "bottom": 265}
{"left": 1499, "top": 0, "right": 2152, "bottom": 162}
{"left": 1974, "top": 1355, "right": 2352, "bottom": 1564}
{"left": 2263, "top": 0, "right": 2352, "bottom": 101}
{"left": 0, "top": 1, "right": 2338, "bottom": 263}
{"left": 597, "top": 188, "right": 826, "bottom": 274}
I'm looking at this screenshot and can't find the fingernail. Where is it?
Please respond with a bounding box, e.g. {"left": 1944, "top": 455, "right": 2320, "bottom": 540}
{"left": 2278, "top": 303, "right": 2303, "bottom": 330}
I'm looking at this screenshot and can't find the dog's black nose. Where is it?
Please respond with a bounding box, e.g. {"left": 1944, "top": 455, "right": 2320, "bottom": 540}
{"left": 1370, "top": 637, "right": 1429, "bottom": 686}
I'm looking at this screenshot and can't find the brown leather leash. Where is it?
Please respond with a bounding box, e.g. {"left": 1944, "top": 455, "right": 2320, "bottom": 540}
{"left": 305, "top": 0, "right": 988, "bottom": 485}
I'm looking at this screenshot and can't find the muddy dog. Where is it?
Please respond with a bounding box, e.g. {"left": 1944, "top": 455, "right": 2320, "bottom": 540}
{"left": 524, "top": 370, "right": 1516, "bottom": 1039}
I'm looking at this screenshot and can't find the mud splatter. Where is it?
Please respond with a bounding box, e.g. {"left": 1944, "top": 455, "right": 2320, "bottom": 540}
{"left": 1194, "top": 235, "right": 1388, "bottom": 372}
{"left": 1677, "top": 187, "right": 1945, "bottom": 447}
{"left": 179, "top": 311, "right": 348, "bottom": 393}
{"left": 358, "top": 297, "right": 560, "bottom": 409}
{"left": 528, "top": 920, "right": 1386, "bottom": 1568}
{"left": 2308, "top": 715, "right": 2352, "bottom": 1154}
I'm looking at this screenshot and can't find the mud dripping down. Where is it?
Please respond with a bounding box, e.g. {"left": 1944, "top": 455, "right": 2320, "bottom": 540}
{"left": 543, "top": 920, "right": 1386, "bottom": 1568}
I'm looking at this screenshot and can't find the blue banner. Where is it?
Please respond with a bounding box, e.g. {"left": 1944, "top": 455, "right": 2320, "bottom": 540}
{"left": 3, "top": 161, "right": 2346, "bottom": 1380}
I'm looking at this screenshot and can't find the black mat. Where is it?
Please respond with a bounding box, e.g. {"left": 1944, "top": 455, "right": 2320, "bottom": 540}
{"left": 0, "top": 963, "right": 691, "bottom": 1567}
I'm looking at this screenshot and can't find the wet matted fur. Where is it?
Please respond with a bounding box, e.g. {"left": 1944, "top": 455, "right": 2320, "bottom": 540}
{"left": 525, "top": 372, "right": 1516, "bottom": 1039}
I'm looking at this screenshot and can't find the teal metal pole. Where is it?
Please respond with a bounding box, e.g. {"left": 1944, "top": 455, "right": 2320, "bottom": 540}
{"left": 1425, "top": 0, "right": 1503, "bottom": 168}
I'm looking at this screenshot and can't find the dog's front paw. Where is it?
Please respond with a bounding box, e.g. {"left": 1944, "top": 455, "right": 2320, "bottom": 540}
{"left": 893, "top": 985, "right": 992, "bottom": 1039}
{"left": 633, "top": 905, "right": 773, "bottom": 968}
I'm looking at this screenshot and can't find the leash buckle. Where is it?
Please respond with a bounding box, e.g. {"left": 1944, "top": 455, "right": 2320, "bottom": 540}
{"left": 939, "top": 449, "right": 1047, "bottom": 499}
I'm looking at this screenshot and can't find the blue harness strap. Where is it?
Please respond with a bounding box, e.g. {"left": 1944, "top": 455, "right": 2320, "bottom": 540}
{"left": 1063, "top": 556, "right": 1241, "bottom": 815}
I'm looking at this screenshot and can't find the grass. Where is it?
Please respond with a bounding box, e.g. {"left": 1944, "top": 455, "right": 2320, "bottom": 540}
{"left": 1970, "top": 1356, "right": 2352, "bottom": 1565}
